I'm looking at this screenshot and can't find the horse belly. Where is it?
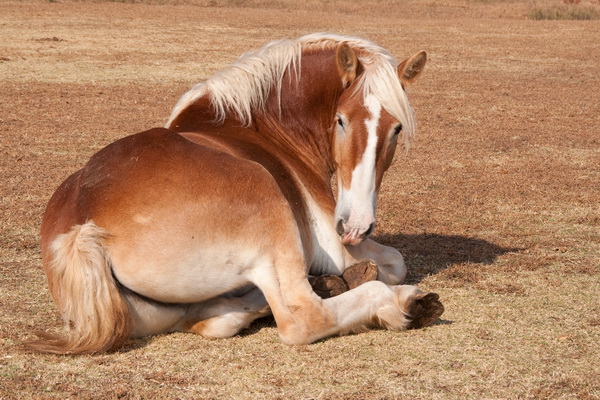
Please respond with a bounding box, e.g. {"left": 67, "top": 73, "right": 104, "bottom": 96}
{"left": 101, "top": 179, "right": 286, "bottom": 304}
{"left": 109, "top": 236, "right": 269, "bottom": 303}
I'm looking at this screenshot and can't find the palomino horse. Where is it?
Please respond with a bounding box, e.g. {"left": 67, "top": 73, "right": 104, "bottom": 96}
{"left": 29, "top": 33, "right": 443, "bottom": 354}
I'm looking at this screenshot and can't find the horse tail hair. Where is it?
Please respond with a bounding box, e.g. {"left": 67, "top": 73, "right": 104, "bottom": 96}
{"left": 26, "top": 221, "right": 133, "bottom": 354}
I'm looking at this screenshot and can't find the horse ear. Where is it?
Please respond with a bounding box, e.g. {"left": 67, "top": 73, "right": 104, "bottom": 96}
{"left": 398, "top": 51, "right": 427, "bottom": 87}
{"left": 337, "top": 44, "right": 358, "bottom": 88}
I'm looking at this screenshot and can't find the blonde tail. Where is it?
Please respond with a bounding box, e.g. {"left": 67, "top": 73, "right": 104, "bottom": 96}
{"left": 27, "top": 222, "right": 132, "bottom": 354}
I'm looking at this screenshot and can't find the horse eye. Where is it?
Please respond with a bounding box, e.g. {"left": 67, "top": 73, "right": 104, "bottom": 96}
{"left": 337, "top": 118, "right": 344, "bottom": 128}
{"left": 393, "top": 124, "right": 402, "bottom": 136}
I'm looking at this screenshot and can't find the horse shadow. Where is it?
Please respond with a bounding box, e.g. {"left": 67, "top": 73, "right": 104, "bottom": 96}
{"left": 373, "top": 232, "right": 522, "bottom": 284}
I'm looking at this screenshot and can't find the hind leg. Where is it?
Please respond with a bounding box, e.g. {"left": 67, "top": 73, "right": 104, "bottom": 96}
{"left": 124, "top": 293, "right": 187, "bottom": 338}
{"left": 174, "top": 286, "right": 270, "bottom": 339}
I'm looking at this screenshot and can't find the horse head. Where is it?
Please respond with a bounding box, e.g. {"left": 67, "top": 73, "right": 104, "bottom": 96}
{"left": 332, "top": 46, "right": 427, "bottom": 246}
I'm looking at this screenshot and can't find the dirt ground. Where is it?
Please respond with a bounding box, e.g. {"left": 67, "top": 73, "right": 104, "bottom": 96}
{"left": 1, "top": 0, "right": 599, "bottom": 399}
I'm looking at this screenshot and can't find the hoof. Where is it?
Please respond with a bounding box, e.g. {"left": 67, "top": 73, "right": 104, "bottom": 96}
{"left": 342, "top": 259, "right": 378, "bottom": 289}
{"left": 311, "top": 260, "right": 379, "bottom": 298}
{"left": 406, "top": 292, "right": 444, "bottom": 329}
{"left": 310, "top": 275, "right": 348, "bottom": 299}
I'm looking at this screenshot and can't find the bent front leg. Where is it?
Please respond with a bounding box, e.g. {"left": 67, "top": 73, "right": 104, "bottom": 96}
{"left": 344, "top": 238, "right": 407, "bottom": 285}
{"left": 310, "top": 259, "right": 378, "bottom": 298}
{"left": 256, "top": 257, "right": 442, "bottom": 345}
{"left": 325, "top": 282, "right": 443, "bottom": 334}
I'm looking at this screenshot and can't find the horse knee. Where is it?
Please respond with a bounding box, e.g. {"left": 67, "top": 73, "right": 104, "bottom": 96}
{"left": 277, "top": 323, "right": 315, "bottom": 345}
{"left": 377, "top": 249, "right": 407, "bottom": 285}
{"left": 275, "top": 302, "right": 337, "bottom": 345}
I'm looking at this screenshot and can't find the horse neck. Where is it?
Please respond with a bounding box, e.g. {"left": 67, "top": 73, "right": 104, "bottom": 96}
{"left": 170, "top": 48, "right": 343, "bottom": 210}
{"left": 253, "top": 114, "right": 334, "bottom": 182}
{"left": 254, "top": 49, "right": 343, "bottom": 184}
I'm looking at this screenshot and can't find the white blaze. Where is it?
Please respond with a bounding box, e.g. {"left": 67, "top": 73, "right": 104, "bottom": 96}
{"left": 350, "top": 94, "right": 381, "bottom": 219}
{"left": 336, "top": 94, "right": 382, "bottom": 244}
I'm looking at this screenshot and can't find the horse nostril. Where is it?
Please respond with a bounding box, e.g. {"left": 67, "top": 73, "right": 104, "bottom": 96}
{"left": 336, "top": 219, "right": 346, "bottom": 236}
{"left": 363, "top": 222, "right": 375, "bottom": 238}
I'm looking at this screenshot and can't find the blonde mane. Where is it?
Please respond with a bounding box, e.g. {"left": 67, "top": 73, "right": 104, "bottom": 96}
{"left": 166, "top": 33, "right": 416, "bottom": 148}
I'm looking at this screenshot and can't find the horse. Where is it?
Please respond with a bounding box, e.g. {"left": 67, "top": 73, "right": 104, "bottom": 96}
{"left": 28, "top": 33, "right": 443, "bottom": 354}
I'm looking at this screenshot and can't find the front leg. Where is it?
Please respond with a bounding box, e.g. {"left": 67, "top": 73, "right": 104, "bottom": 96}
{"left": 310, "top": 259, "right": 378, "bottom": 298}
{"left": 308, "top": 238, "right": 406, "bottom": 298}
{"left": 343, "top": 238, "right": 407, "bottom": 285}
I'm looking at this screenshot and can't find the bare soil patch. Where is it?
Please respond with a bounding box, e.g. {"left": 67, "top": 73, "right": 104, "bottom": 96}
{"left": 1, "top": 1, "right": 598, "bottom": 398}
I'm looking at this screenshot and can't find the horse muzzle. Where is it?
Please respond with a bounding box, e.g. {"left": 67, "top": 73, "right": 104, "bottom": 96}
{"left": 336, "top": 219, "right": 375, "bottom": 246}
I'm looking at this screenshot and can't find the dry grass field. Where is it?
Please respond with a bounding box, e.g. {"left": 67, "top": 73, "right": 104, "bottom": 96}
{"left": 1, "top": 0, "right": 599, "bottom": 398}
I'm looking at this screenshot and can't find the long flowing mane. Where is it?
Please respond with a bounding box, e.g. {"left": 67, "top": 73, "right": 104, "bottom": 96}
{"left": 166, "top": 33, "right": 416, "bottom": 148}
